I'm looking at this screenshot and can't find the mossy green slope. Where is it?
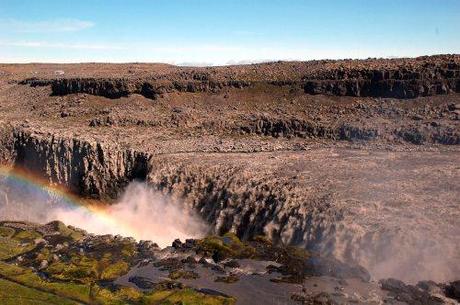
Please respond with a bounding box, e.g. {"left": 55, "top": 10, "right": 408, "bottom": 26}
{"left": 0, "top": 222, "right": 236, "bottom": 305}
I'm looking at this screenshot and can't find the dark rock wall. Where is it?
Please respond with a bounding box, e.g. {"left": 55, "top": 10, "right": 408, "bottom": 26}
{"left": 21, "top": 78, "right": 251, "bottom": 100}
{"left": 303, "top": 66, "right": 460, "bottom": 98}
{"left": 12, "top": 130, "right": 152, "bottom": 200}
{"left": 146, "top": 156, "right": 336, "bottom": 248}
{"left": 19, "top": 61, "right": 460, "bottom": 99}
{"left": 239, "top": 116, "right": 379, "bottom": 141}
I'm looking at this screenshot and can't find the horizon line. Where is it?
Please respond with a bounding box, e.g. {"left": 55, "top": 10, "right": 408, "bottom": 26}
{"left": 0, "top": 53, "right": 458, "bottom": 67}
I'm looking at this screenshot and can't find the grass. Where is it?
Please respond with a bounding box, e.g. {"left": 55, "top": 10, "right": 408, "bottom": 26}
{"left": 0, "top": 226, "right": 15, "bottom": 238}
{"left": 143, "top": 288, "right": 236, "bottom": 305}
{"left": 100, "top": 260, "right": 129, "bottom": 280}
{"left": 198, "top": 233, "right": 255, "bottom": 260}
{"left": 0, "top": 262, "right": 91, "bottom": 303}
{"left": 169, "top": 270, "right": 199, "bottom": 280}
{"left": 0, "top": 261, "right": 235, "bottom": 305}
{"left": 0, "top": 278, "right": 80, "bottom": 305}
{"left": 0, "top": 237, "right": 36, "bottom": 260}
{"left": 51, "top": 221, "right": 84, "bottom": 241}
{"left": 13, "top": 230, "right": 42, "bottom": 243}
{"left": 0, "top": 225, "right": 40, "bottom": 260}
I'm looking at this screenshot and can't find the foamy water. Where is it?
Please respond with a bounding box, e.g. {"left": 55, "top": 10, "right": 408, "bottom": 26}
{"left": 0, "top": 178, "right": 208, "bottom": 247}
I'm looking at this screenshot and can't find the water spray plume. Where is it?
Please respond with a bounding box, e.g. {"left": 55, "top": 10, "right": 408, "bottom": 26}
{"left": 0, "top": 165, "right": 208, "bottom": 247}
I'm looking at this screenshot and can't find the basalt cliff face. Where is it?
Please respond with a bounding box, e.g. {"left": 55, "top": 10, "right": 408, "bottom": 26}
{"left": 303, "top": 61, "right": 460, "bottom": 98}
{"left": 0, "top": 56, "right": 459, "bottom": 286}
{"left": 18, "top": 55, "right": 460, "bottom": 100}
{"left": 12, "top": 130, "right": 151, "bottom": 199}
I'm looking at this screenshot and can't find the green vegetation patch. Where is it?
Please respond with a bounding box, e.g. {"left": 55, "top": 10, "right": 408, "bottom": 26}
{"left": 13, "top": 229, "right": 42, "bottom": 243}
{"left": 215, "top": 274, "right": 240, "bottom": 284}
{"left": 0, "top": 262, "right": 92, "bottom": 303}
{"left": 0, "top": 225, "right": 38, "bottom": 260}
{"left": 143, "top": 288, "right": 236, "bottom": 305}
{"left": 0, "top": 278, "right": 79, "bottom": 305}
{"left": 0, "top": 222, "right": 238, "bottom": 305}
{"left": 169, "top": 269, "right": 199, "bottom": 280}
{"left": 197, "top": 233, "right": 255, "bottom": 261}
{"left": 48, "top": 221, "right": 84, "bottom": 241}
{"left": 0, "top": 226, "right": 15, "bottom": 238}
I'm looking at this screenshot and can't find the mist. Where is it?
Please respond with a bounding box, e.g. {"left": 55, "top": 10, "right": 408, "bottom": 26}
{"left": 0, "top": 179, "right": 208, "bottom": 247}
{"left": 1, "top": 169, "right": 458, "bottom": 283}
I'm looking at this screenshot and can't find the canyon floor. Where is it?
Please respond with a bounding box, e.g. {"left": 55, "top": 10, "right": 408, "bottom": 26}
{"left": 0, "top": 55, "right": 459, "bottom": 304}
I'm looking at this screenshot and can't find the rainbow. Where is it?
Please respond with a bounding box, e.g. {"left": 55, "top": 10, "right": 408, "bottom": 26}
{"left": 0, "top": 165, "right": 140, "bottom": 239}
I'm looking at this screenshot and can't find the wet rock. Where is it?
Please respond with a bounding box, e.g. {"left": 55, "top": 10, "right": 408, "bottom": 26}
{"left": 416, "top": 281, "right": 441, "bottom": 294}
{"left": 184, "top": 239, "right": 197, "bottom": 249}
{"left": 197, "top": 288, "right": 231, "bottom": 298}
{"left": 138, "top": 240, "right": 158, "bottom": 254}
{"left": 182, "top": 255, "right": 197, "bottom": 266}
{"left": 215, "top": 274, "right": 240, "bottom": 283}
{"left": 128, "top": 276, "right": 155, "bottom": 290}
{"left": 198, "top": 257, "right": 211, "bottom": 266}
{"left": 212, "top": 250, "right": 226, "bottom": 263}
{"left": 380, "top": 278, "right": 444, "bottom": 305}
{"left": 444, "top": 281, "right": 460, "bottom": 301}
{"left": 172, "top": 239, "right": 182, "bottom": 249}
{"left": 223, "top": 259, "right": 240, "bottom": 269}
{"left": 34, "top": 238, "right": 47, "bottom": 245}
{"left": 39, "top": 260, "right": 48, "bottom": 270}
{"left": 169, "top": 270, "right": 199, "bottom": 280}
{"left": 155, "top": 281, "right": 184, "bottom": 290}
{"left": 211, "top": 264, "right": 226, "bottom": 274}
{"left": 305, "top": 257, "right": 371, "bottom": 282}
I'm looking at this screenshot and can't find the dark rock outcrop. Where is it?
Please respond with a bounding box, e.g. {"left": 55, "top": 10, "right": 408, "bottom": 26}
{"left": 128, "top": 276, "right": 155, "bottom": 289}
{"left": 304, "top": 256, "right": 371, "bottom": 282}
{"left": 13, "top": 130, "right": 152, "bottom": 199}
{"left": 20, "top": 78, "right": 251, "bottom": 100}
{"left": 445, "top": 281, "right": 460, "bottom": 301}
{"left": 240, "top": 116, "right": 378, "bottom": 141}
{"left": 380, "top": 278, "right": 446, "bottom": 305}
{"left": 303, "top": 63, "right": 460, "bottom": 98}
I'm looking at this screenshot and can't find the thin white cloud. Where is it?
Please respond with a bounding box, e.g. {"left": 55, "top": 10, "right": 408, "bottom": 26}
{"left": 0, "top": 39, "right": 455, "bottom": 65}
{"left": 0, "top": 41, "right": 124, "bottom": 50}
{"left": 0, "top": 40, "right": 241, "bottom": 53}
{"left": 0, "top": 18, "right": 94, "bottom": 33}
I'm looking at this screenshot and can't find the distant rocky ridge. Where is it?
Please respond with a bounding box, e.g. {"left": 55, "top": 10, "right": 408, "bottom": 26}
{"left": 18, "top": 55, "right": 460, "bottom": 99}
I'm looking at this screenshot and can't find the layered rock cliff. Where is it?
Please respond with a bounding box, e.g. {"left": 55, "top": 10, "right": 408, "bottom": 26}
{"left": 12, "top": 129, "right": 151, "bottom": 199}
{"left": 17, "top": 55, "right": 460, "bottom": 99}
{"left": 21, "top": 78, "right": 251, "bottom": 99}
{"left": 303, "top": 65, "right": 460, "bottom": 98}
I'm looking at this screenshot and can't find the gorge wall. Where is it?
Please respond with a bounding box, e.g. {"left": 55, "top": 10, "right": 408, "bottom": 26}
{"left": 0, "top": 125, "right": 459, "bottom": 283}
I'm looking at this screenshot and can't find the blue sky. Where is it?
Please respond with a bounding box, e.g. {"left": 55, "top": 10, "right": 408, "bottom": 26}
{"left": 0, "top": 0, "right": 459, "bottom": 65}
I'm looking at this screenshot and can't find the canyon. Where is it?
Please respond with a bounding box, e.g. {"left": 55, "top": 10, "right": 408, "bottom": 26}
{"left": 0, "top": 55, "right": 459, "bottom": 304}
